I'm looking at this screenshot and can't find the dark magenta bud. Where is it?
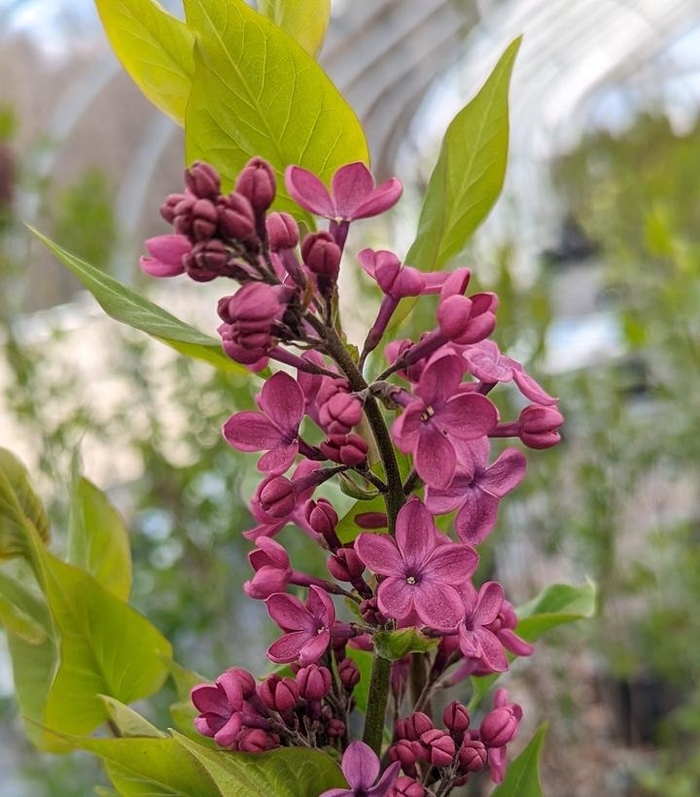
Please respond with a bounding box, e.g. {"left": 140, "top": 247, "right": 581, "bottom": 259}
{"left": 337, "top": 657, "right": 360, "bottom": 690}
{"left": 160, "top": 192, "right": 188, "bottom": 224}
{"left": 305, "top": 498, "right": 338, "bottom": 540}
{"left": 237, "top": 728, "right": 279, "bottom": 752}
{"left": 217, "top": 192, "right": 256, "bottom": 242}
{"left": 325, "top": 718, "right": 345, "bottom": 738}
{"left": 258, "top": 477, "right": 296, "bottom": 518}
{"left": 184, "top": 239, "right": 229, "bottom": 281}
{"left": 391, "top": 775, "right": 426, "bottom": 797}
{"left": 266, "top": 211, "right": 299, "bottom": 250}
{"left": 328, "top": 548, "right": 365, "bottom": 582}
{"left": 420, "top": 728, "right": 456, "bottom": 767}
{"left": 190, "top": 198, "right": 218, "bottom": 240}
{"left": 443, "top": 700, "right": 471, "bottom": 736}
{"left": 318, "top": 392, "right": 363, "bottom": 435}
{"left": 236, "top": 157, "right": 276, "bottom": 214}
{"left": 479, "top": 706, "right": 520, "bottom": 748}
{"left": 320, "top": 433, "right": 368, "bottom": 466}
{"left": 518, "top": 404, "right": 564, "bottom": 449}
{"left": 185, "top": 161, "right": 221, "bottom": 199}
{"left": 458, "top": 739, "right": 487, "bottom": 772}
{"left": 301, "top": 231, "right": 341, "bottom": 286}
{"left": 389, "top": 739, "right": 419, "bottom": 774}
{"left": 296, "top": 664, "right": 332, "bottom": 700}
{"left": 403, "top": 711, "right": 434, "bottom": 741}
{"left": 258, "top": 674, "right": 299, "bottom": 714}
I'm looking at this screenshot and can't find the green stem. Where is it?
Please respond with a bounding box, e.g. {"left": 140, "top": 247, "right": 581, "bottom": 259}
{"left": 361, "top": 652, "right": 392, "bottom": 753}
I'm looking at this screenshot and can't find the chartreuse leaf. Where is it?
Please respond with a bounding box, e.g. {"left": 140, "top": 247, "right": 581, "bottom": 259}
{"left": 19, "top": 521, "right": 172, "bottom": 746}
{"left": 99, "top": 695, "right": 166, "bottom": 738}
{"left": 68, "top": 460, "right": 132, "bottom": 602}
{"left": 490, "top": 722, "right": 547, "bottom": 797}
{"left": 28, "top": 227, "right": 246, "bottom": 374}
{"left": 174, "top": 732, "right": 345, "bottom": 797}
{"left": 258, "top": 0, "right": 331, "bottom": 57}
{"left": 51, "top": 734, "right": 221, "bottom": 797}
{"left": 406, "top": 38, "right": 520, "bottom": 272}
{"left": 183, "top": 0, "right": 368, "bottom": 216}
{"left": 0, "top": 571, "right": 58, "bottom": 750}
{"left": 345, "top": 647, "right": 372, "bottom": 714}
{"left": 0, "top": 448, "right": 50, "bottom": 560}
{"left": 94, "top": 0, "right": 194, "bottom": 124}
{"left": 516, "top": 579, "right": 597, "bottom": 639}
{"left": 469, "top": 581, "right": 596, "bottom": 711}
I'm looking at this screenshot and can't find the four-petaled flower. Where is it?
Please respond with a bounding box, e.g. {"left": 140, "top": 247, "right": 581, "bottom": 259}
{"left": 265, "top": 585, "right": 336, "bottom": 665}
{"left": 285, "top": 162, "right": 403, "bottom": 224}
{"left": 319, "top": 741, "right": 401, "bottom": 797}
{"left": 391, "top": 354, "right": 498, "bottom": 489}
{"left": 458, "top": 581, "right": 509, "bottom": 673}
{"left": 355, "top": 498, "right": 478, "bottom": 630}
{"left": 223, "top": 371, "right": 304, "bottom": 474}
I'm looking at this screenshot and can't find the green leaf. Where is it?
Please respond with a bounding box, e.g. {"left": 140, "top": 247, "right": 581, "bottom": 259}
{"left": 516, "top": 579, "right": 598, "bottom": 640}
{"left": 68, "top": 463, "right": 132, "bottom": 602}
{"left": 100, "top": 695, "right": 167, "bottom": 738}
{"left": 29, "top": 227, "right": 246, "bottom": 374}
{"left": 345, "top": 647, "right": 372, "bottom": 715}
{"left": 373, "top": 627, "right": 439, "bottom": 661}
{"left": 335, "top": 493, "right": 386, "bottom": 544}
{"left": 490, "top": 722, "right": 547, "bottom": 797}
{"left": 94, "top": 0, "right": 194, "bottom": 124}
{"left": 183, "top": 0, "right": 368, "bottom": 216}
{"left": 21, "top": 522, "right": 172, "bottom": 744}
{"left": 258, "top": 0, "right": 331, "bottom": 57}
{"left": 174, "top": 732, "right": 345, "bottom": 797}
{"left": 163, "top": 658, "right": 211, "bottom": 741}
{"left": 0, "top": 448, "right": 50, "bottom": 560}
{"left": 56, "top": 734, "right": 221, "bottom": 797}
{"left": 0, "top": 571, "right": 58, "bottom": 750}
{"left": 406, "top": 38, "right": 520, "bottom": 271}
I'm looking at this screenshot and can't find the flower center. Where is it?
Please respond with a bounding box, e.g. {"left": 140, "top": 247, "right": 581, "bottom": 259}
{"left": 420, "top": 405, "right": 435, "bottom": 422}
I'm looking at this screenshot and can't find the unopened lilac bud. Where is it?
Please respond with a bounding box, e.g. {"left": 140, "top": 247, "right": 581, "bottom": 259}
{"left": 328, "top": 548, "right": 365, "bottom": 582}
{"left": 320, "top": 433, "right": 368, "bottom": 466}
{"left": 305, "top": 498, "right": 338, "bottom": 540}
{"left": 217, "top": 192, "right": 256, "bottom": 242}
{"left": 459, "top": 739, "right": 487, "bottom": 772}
{"left": 302, "top": 232, "right": 341, "bottom": 289}
{"left": 326, "top": 718, "right": 345, "bottom": 738}
{"left": 266, "top": 212, "right": 299, "bottom": 250}
{"left": 160, "top": 192, "right": 188, "bottom": 224}
{"left": 185, "top": 161, "right": 221, "bottom": 199}
{"left": 355, "top": 512, "right": 388, "bottom": 529}
{"left": 389, "top": 739, "right": 419, "bottom": 774}
{"left": 215, "top": 667, "right": 257, "bottom": 703}
{"left": 172, "top": 195, "right": 196, "bottom": 236}
{"left": 403, "top": 711, "right": 434, "bottom": 741}
{"left": 259, "top": 477, "right": 296, "bottom": 518}
{"left": 359, "top": 596, "right": 386, "bottom": 626}
{"left": 479, "top": 706, "right": 520, "bottom": 748}
{"left": 258, "top": 674, "right": 299, "bottom": 714}
{"left": 319, "top": 392, "right": 363, "bottom": 435}
{"left": 296, "top": 664, "right": 332, "bottom": 700}
{"left": 391, "top": 775, "right": 426, "bottom": 797}
{"left": 337, "top": 657, "right": 360, "bottom": 690}
{"left": 237, "top": 728, "right": 279, "bottom": 752}
{"left": 443, "top": 701, "right": 471, "bottom": 736}
{"left": 190, "top": 198, "right": 218, "bottom": 240}
{"left": 420, "top": 728, "right": 455, "bottom": 767}
{"left": 518, "top": 404, "right": 564, "bottom": 449}
{"left": 236, "top": 157, "right": 276, "bottom": 214}
{"left": 185, "top": 239, "right": 229, "bottom": 281}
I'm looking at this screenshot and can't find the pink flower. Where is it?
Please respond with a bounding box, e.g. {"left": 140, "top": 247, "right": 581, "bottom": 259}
{"left": 285, "top": 162, "right": 403, "bottom": 223}
{"left": 355, "top": 499, "right": 478, "bottom": 631}
{"left": 223, "top": 371, "right": 304, "bottom": 474}
{"left": 320, "top": 741, "right": 401, "bottom": 797}
{"left": 480, "top": 688, "right": 523, "bottom": 784}
{"left": 139, "top": 234, "right": 190, "bottom": 277}
{"left": 391, "top": 354, "right": 498, "bottom": 489}
{"left": 244, "top": 537, "right": 292, "bottom": 599}
{"left": 425, "top": 441, "right": 526, "bottom": 545}
{"left": 357, "top": 249, "right": 425, "bottom": 299}
{"left": 458, "top": 582, "right": 509, "bottom": 673}
{"left": 265, "top": 585, "right": 336, "bottom": 665}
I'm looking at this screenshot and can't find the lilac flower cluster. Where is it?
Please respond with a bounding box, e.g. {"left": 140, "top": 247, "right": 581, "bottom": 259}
{"left": 142, "top": 157, "right": 563, "bottom": 794}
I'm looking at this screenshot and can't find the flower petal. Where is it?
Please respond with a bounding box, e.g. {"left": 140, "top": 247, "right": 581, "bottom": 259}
{"left": 223, "top": 412, "right": 282, "bottom": 451}
{"left": 257, "top": 371, "right": 304, "bottom": 432}
{"left": 414, "top": 581, "right": 465, "bottom": 630}
{"left": 341, "top": 741, "right": 381, "bottom": 789}
{"left": 284, "top": 165, "right": 334, "bottom": 217}
{"left": 351, "top": 177, "right": 403, "bottom": 220}
{"left": 265, "top": 592, "right": 308, "bottom": 632}
{"left": 377, "top": 576, "right": 416, "bottom": 621}
{"left": 394, "top": 498, "right": 436, "bottom": 567}
{"left": 415, "top": 427, "right": 456, "bottom": 489}
{"left": 330, "top": 162, "right": 376, "bottom": 218}
{"left": 355, "top": 532, "right": 403, "bottom": 576}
